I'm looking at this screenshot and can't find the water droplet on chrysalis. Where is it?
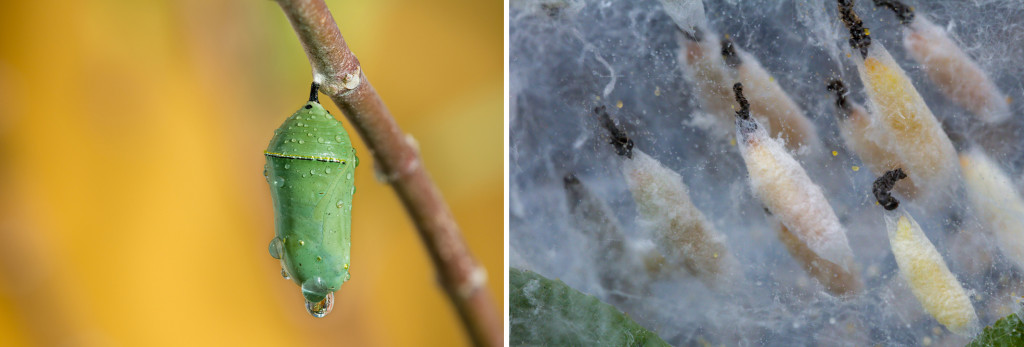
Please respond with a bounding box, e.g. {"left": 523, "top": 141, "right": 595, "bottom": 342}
{"left": 317, "top": 137, "right": 325, "bottom": 143}
{"left": 305, "top": 292, "right": 334, "bottom": 318}
{"left": 268, "top": 237, "right": 283, "bottom": 259}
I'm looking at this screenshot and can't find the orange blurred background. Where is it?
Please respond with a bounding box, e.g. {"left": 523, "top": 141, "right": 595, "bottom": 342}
{"left": 0, "top": 0, "right": 501, "bottom": 346}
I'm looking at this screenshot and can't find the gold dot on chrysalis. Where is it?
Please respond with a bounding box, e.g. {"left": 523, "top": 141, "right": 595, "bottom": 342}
{"left": 832, "top": 150, "right": 838, "bottom": 157}
{"left": 299, "top": 240, "right": 305, "bottom": 246}
{"left": 852, "top": 166, "right": 860, "bottom": 172}
{"left": 729, "top": 138, "right": 737, "bottom": 146}
{"left": 654, "top": 86, "right": 661, "bottom": 96}
{"left": 616, "top": 100, "right": 623, "bottom": 109}
{"left": 769, "top": 76, "right": 775, "bottom": 82}
{"left": 343, "top": 264, "right": 349, "bottom": 270}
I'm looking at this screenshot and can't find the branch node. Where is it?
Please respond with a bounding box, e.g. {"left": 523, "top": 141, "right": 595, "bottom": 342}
{"left": 457, "top": 266, "right": 488, "bottom": 299}
{"left": 340, "top": 67, "right": 362, "bottom": 90}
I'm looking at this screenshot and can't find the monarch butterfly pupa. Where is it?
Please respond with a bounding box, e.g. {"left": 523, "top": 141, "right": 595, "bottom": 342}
{"left": 839, "top": 0, "right": 959, "bottom": 201}
{"left": 597, "top": 106, "right": 739, "bottom": 287}
{"left": 875, "top": 0, "right": 1010, "bottom": 123}
{"left": 872, "top": 169, "right": 979, "bottom": 336}
{"left": 733, "top": 83, "right": 860, "bottom": 297}
{"left": 264, "top": 82, "right": 359, "bottom": 318}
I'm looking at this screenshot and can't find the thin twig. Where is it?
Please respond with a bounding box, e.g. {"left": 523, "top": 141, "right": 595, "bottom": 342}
{"left": 273, "top": 1, "right": 501, "bottom": 346}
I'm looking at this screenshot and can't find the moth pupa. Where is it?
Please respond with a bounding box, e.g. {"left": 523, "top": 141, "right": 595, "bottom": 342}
{"left": 563, "top": 173, "right": 655, "bottom": 302}
{"left": 597, "top": 106, "right": 738, "bottom": 286}
{"left": 838, "top": 0, "right": 959, "bottom": 200}
{"left": 960, "top": 147, "right": 1024, "bottom": 269}
{"left": 875, "top": 0, "right": 1010, "bottom": 123}
{"left": 872, "top": 169, "right": 979, "bottom": 336}
{"left": 264, "top": 83, "right": 359, "bottom": 317}
{"left": 662, "top": 0, "right": 818, "bottom": 153}
{"left": 724, "top": 39, "right": 821, "bottom": 153}
{"left": 733, "top": 83, "right": 860, "bottom": 296}
{"left": 827, "top": 79, "right": 919, "bottom": 198}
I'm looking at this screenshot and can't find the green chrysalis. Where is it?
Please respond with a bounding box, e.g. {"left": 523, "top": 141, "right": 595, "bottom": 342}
{"left": 264, "top": 82, "right": 358, "bottom": 317}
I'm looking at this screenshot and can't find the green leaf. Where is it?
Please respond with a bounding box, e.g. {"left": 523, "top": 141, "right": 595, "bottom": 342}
{"left": 510, "top": 267, "right": 672, "bottom": 347}
{"left": 968, "top": 312, "right": 1024, "bottom": 347}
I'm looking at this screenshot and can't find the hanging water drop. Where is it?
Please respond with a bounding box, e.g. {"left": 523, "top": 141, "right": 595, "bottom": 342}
{"left": 305, "top": 292, "right": 334, "bottom": 318}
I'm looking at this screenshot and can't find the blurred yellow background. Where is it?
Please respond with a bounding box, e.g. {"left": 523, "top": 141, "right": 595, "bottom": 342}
{"left": 0, "top": 0, "right": 501, "bottom": 346}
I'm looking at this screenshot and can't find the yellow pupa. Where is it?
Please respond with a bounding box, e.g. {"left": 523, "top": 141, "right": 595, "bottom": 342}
{"left": 855, "top": 44, "right": 958, "bottom": 200}
{"left": 960, "top": 147, "right": 1024, "bottom": 269}
{"left": 839, "top": 0, "right": 957, "bottom": 201}
{"left": 873, "top": 169, "right": 979, "bottom": 336}
{"left": 827, "top": 79, "right": 919, "bottom": 198}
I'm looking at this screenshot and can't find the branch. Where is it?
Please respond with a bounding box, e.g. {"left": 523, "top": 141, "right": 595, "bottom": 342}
{"left": 273, "top": 1, "right": 501, "bottom": 346}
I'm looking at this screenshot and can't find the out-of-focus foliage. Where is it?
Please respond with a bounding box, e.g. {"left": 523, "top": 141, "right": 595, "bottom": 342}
{"left": 969, "top": 312, "right": 1024, "bottom": 347}
{"left": 510, "top": 267, "right": 671, "bottom": 346}
{"left": 0, "top": 0, "right": 501, "bottom": 346}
